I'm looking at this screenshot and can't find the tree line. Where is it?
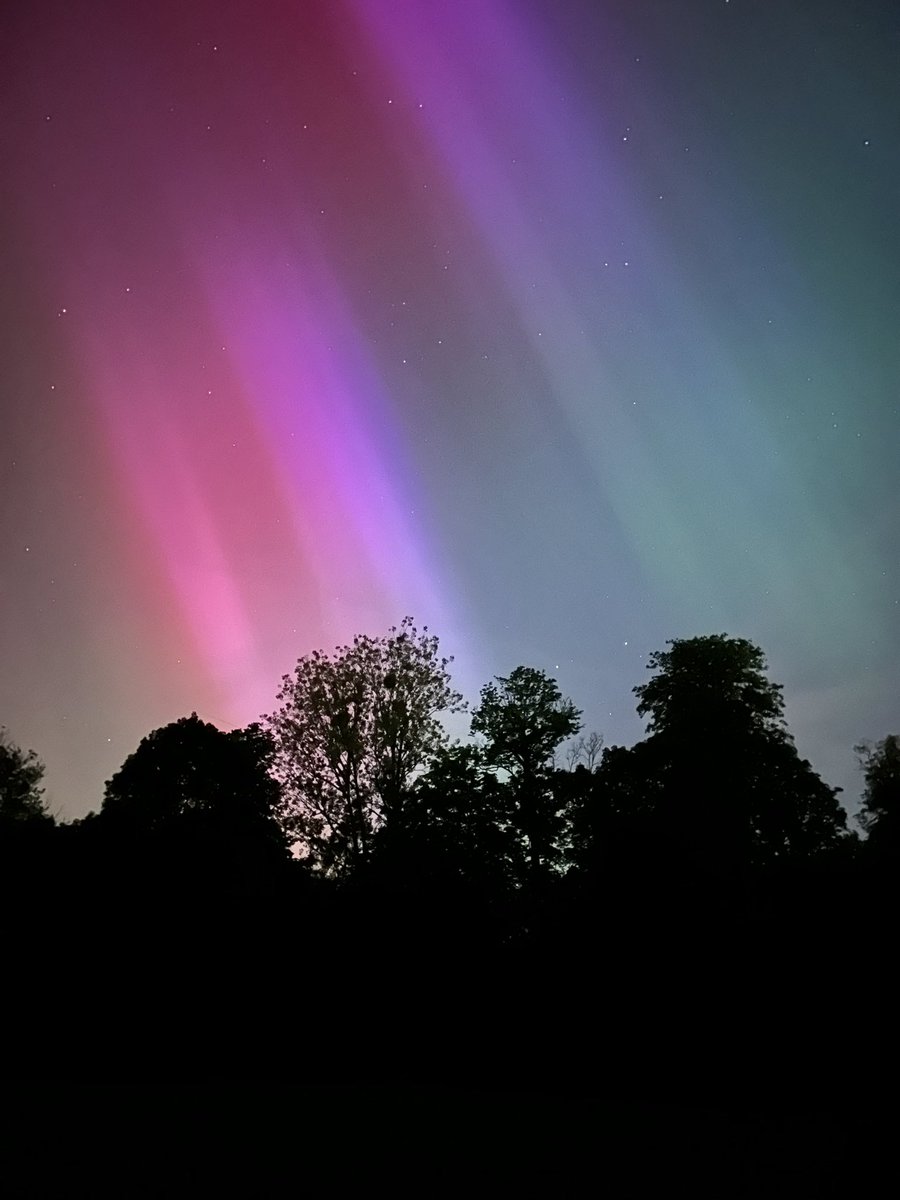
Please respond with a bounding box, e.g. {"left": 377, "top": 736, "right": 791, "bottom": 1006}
{"left": 1, "top": 620, "right": 898, "bottom": 1101}
{"left": 3, "top": 619, "right": 893, "bottom": 874}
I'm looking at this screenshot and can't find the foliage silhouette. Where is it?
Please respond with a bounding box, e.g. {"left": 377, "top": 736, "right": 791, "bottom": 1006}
{"left": 471, "top": 666, "right": 581, "bottom": 880}
{"left": 615, "top": 635, "right": 849, "bottom": 871}
{"left": 855, "top": 733, "right": 900, "bottom": 852}
{"left": 371, "top": 742, "right": 521, "bottom": 892}
{"left": 634, "top": 634, "right": 787, "bottom": 740}
{"left": 265, "top": 617, "right": 464, "bottom": 875}
{"left": 0, "top": 727, "right": 51, "bottom": 824}
{"left": 5, "top": 620, "right": 888, "bottom": 1146}
{"left": 99, "top": 714, "right": 289, "bottom": 892}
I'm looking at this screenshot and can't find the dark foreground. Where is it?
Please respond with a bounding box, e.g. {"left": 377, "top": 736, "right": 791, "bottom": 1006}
{"left": 3, "top": 897, "right": 898, "bottom": 1195}
{"left": 2, "top": 1082, "right": 885, "bottom": 1197}
{"left": 2, "top": 824, "right": 898, "bottom": 1196}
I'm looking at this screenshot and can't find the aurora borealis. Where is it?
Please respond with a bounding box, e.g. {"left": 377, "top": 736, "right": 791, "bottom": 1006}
{"left": 2, "top": 0, "right": 898, "bottom": 818}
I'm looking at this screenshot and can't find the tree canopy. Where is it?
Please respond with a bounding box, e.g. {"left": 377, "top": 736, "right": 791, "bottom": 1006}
{"left": 100, "top": 714, "right": 286, "bottom": 860}
{"left": 855, "top": 734, "right": 900, "bottom": 851}
{"left": 371, "top": 743, "right": 519, "bottom": 890}
{"left": 1, "top": 624, "right": 883, "bottom": 1122}
{"left": 471, "top": 666, "right": 582, "bottom": 779}
{"left": 634, "top": 634, "right": 787, "bottom": 740}
{"left": 0, "top": 727, "right": 50, "bottom": 824}
{"left": 616, "top": 635, "right": 848, "bottom": 870}
{"left": 265, "top": 617, "right": 465, "bottom": 875}
{"left": 471, "top": 666, "right": 582, "bottom": 879}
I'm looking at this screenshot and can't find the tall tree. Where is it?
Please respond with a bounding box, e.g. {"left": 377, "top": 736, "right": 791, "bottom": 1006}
{"left": 372, "top": 743, "right": 520, "bottom": 891}
{"left": 625, "top": 635, "right": 847, "bottom": 870}
{"left": 634, "top": 634, "right": 786, "bottom": 741}
{"left": 855, "top": 734, "right": 900, "bottom": 852}
{"left": 471, "top": 666, "right": 582, "bottom": 879}
{"left": 100, "top": 714, "right": 287, "bottom": 878}
{"left": 0, "top": 728, "right": 50, "bottom": 824}
{"left": 265, "top": 618, "right": 465, "bottom": 876}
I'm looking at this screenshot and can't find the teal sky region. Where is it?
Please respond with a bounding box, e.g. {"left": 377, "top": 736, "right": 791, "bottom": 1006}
{"left": 2, "top": 0, "right": 898, "bottom": 819}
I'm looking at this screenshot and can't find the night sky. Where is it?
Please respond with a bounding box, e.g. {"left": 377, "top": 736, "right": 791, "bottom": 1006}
{"left": 2, "top": 0, "right": 898, "bottom": 820}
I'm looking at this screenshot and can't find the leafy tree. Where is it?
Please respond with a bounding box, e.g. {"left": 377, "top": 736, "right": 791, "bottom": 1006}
{"left": 471, "top": 666, "right": 582, "bottom": 879}
{"left": 624, "top": 635, "right": 847, "bottom": 870}
{"left": 0, "top": 727, "right": 50, "bottom": 824}
{"left": 265, "top": 618, "right": 465, "bottom": 876}
{"left": 100, "top": 714, "right": 287, "bottom": 877}
{"left": 635, "top": 634, "right": 786, "bottom": 740}
{"left": 373, "top": 743, "right": 521, "bottom": 890}
{"left": 567, "top": 744, "right": 647, "bottom": 876}
{"left": 472, "top": 666, "right": 583, "bottom": 778}
{"left": 855, "top": 734, "right": 900, "bottom": 850}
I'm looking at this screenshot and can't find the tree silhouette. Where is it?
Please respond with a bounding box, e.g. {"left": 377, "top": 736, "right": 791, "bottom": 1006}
{"left": 565, "top": 731, "right": 604, "bottom": 771}
{"left": 0, "top": 625, "right": 883, "bottom": 1122}
{"left": 634, "top": 634, "right": 786, "bottom": 740}
{"left": 100, "top": 714, "right": 287, "bottom": 884}
{"left": 471, "top": 666, "right": 581, "bottom": 879}
{"left": 855, "top": 734, "right": 900, "bottom": 852}
{"left": 621, "top": 635, "right": 848, "bottom": 870}
{"left": 373, "top": 743, "right": 521, "bottom": 890}
{"left": 265, "top": 618, "right": 465, "bottom": 876}
{"left": 0, "top": 727, "right": 50, "bottom": 824}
